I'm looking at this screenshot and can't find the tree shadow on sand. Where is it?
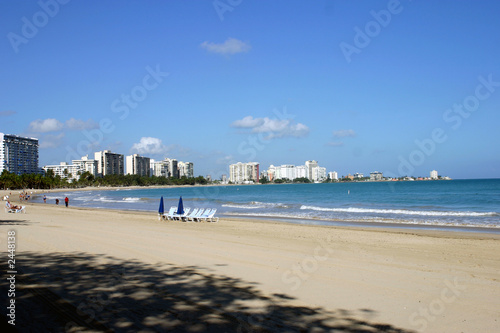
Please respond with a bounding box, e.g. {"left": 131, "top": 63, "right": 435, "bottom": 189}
{"left": 14, "top": 252, "right": 415, "bottom": 332}
{"left": 0, "top": 218, "right": 33, "bottom": 226}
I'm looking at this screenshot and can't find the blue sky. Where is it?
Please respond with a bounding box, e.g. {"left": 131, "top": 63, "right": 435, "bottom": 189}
{"left": 1, "top": 0, "right": 499, "bottom": 179}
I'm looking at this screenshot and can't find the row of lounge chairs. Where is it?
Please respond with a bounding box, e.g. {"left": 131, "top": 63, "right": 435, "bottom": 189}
{"left": 163, "top": 207, "right": 219, "bottom": 222}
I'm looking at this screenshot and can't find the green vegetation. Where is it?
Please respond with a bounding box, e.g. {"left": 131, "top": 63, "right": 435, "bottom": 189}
{"left": 0, "top": 170, "right": 208, "bottom": 190}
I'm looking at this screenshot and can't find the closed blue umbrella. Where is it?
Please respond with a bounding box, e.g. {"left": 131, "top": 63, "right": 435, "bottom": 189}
{"left": 176, "top": 196, "right": 184, "bottom": 215}
{"left": 158, "top": 196, "right": 164, "bottom": 214}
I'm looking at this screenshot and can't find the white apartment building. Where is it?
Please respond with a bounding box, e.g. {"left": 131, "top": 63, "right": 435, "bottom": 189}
{"left": 126, "top": 154, "right": 150, "bottom": 176}
{"left": 178, "top": 161, "right": 194, "bottom": 178}
{"left": 267, "top": 161, "right": 325, "bottom": 182}
{"left": 165, "top": 158, "right": 179, "bottom": 178}
{"left": 312, "top": 166, "right": 327, "bottom": 182}
{"left": 430, "top": 170, "right": 438, "bottom": 180}
{"left": 267, "top": 164, "right": 308, "bottom": 181}
{"left": 370, "top": 171, "right": 383, "bottom": 181}
{"left": 0, "top": 133, "right": 39, "bottom": 175}
{"left": 328, "top": 171, "right": 338, "bottom": 181}
{"left": 295, "top": 165, "right": 308, "bottom": 179}
{"left": 229, "top": 162, "right": 259, "bottom": 183}
{"left": 305, "top": 160, "right": 318, "bottom": 180}
{"left": 72, "top": 155, "right": 98, "bottom": 177}
{"left": 43, "top": 162, "right": 80, "bottom": 181}
{"left": 151, "top": 160, "right": 169, "bottom": 177}
{"left": 94, "top": 150, "right": 124, "bottom": 177}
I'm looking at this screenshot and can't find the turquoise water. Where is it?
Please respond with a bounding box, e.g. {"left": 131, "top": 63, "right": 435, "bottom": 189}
{"left": 38, "top": 179, "right": 500, "bottom": 229}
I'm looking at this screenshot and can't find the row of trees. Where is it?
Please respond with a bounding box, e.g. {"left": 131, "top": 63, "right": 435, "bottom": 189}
{"left": 0, "top": 170, "right": 208, "bottom": 190}
{"left": 259, "top": 177, "right": 313, "bottom": 184}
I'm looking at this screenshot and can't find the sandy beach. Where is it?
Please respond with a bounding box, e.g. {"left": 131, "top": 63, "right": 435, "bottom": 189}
{"left": 1, "top": 197, "right": 499, "bottom": 332}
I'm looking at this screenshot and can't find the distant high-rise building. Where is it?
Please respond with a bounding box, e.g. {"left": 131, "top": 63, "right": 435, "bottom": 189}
{"left": 72, "top": 155, "right": 98, "bottom": 177}
{"left": 0, "top": 133, "right": 39, "bottom": 175}
{"left": 295, "top": 165, "right": 308, "bottom": 179}
{"left": 126, "top": 154, "right": 150, "bottom": 176}
{"left": 430, "top": 170, "right": 438, "bottom": 180}
{"left": 165, "top": 158, "right": 179, "bottom": 178}
{"left": 151, "top": 160, "right": 169, "bottom": 177}
{"left": 328, "top": 171, "right": 338, "bottom": 181}
{"left": 229, "top": 162, "right": 259, "bottom": 183}
{"left": 178, "top": 161, "right": 194, "bottom": 178}
{"left": 370, "top": 171, "right": 383, "bottom": 181}
{"left": 305, "top": 160, "right": 318, "bottom": 181}
{"left": 94, "top": 150, "right": 124, "bottom": 177}
{"left": 312, "top": 166, "right": 327, "bottom": 182}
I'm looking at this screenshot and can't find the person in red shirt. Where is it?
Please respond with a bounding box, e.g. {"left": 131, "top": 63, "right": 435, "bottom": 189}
{"left": 64, "top": 197, "right": 69, "bottom": 207}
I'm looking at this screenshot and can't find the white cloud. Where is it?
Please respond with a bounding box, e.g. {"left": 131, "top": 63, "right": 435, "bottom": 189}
{"left": 332, "top": 129, "right": 356, "bottom": 138}
{"left": 65, "top": 118, "right": 99, "bottom": 131}
{"left": 231, "top": 116, "right": 263, "bottom": 128}
{"left": 130, "top": 137, "right": 171, "bottom": 156}
{"left": 28, "top": 118, "right": 64, "bottom": 133}
{"left": 201, "top": 38, "right": 251, "bottom": 55}
{"left": 39, "top": 133, "right": 65, "bottom": 148}
{"left": 231, "top": 116, "right": 309, "bottom": 139}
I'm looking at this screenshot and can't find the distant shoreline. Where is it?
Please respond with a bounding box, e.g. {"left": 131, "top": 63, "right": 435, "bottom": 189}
{"left": 3, "top": 177, "right": 497, "bottom": 199}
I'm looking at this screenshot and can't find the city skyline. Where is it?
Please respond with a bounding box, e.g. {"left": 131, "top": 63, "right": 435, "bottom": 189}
{"left": 2, "top": 1, "right": 500, "bottom": 179}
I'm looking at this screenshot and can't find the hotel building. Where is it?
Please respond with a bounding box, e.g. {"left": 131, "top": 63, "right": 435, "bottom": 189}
{"left": 178, "top": 161, "right": 194, "bottom": 178}
{"left": 72, "top": 155, "right": 98, "bottom": 177}
{"left": 370, "top": 171, "right": 383, "bottom": 181}
{"left": 266, "top": 161, "right": 325, "bottom": 182}
{"left": 0, "top": 133, "right": 39, "bottom": 175}
{"left": 43, "top": 162, "right": 80, "bottom": 181}
{"left": 94, "top": 150, "right": 124, "bottom": 177}
{"left": 229, "top": 162, "right": 260, "bottom": 183}
{"left": 126, "top": 154, "right": 151, "bottom": 176}
{"left": 305, "top": 160, "right": 318, "bottom": 180}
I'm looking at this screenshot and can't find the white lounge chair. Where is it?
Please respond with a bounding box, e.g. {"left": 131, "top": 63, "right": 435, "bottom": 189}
{"left": 5, "top": 202, "right": 25, "bottom": 214}
{"left": 205, "top": 208, "right": 219, "bottom": 223}
{"left": 187, "top": 208, "right": 206, "bottom": 222}
{"left": 181, "top": 208, "right": 199, "bottom": 222}
{"left": 163, "top": 207, "right": 176, "bottom": 220}
{"left": 195, "top": 208, "right": 218, "bottom": 222}
{"left": 172, "top": 207, "right": 190, "bottom": 221}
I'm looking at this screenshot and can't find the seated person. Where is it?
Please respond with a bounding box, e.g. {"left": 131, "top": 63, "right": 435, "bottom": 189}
{"left": 6, "top": 201, "right": 22, "bottom": 210}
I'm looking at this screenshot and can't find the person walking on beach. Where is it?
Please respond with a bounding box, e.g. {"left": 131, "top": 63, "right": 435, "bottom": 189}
{"left": 43, "top": 195, "right": 47, "bottom": 203}
{"left": 65, "top": 197, "right": 69, "bottom": 207}
{"left": 55, "top": 198, "right": 59, "bottom": 205}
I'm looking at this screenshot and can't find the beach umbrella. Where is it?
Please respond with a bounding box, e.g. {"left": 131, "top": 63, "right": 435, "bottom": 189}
{"left": 158, "top": 196, "right": 164, "bottom": 220}
{"left": 158, "top": 196, "right": 164, "bottom": 214}
{"left": 176, "top": 196, "right": 184, "bottom": 215}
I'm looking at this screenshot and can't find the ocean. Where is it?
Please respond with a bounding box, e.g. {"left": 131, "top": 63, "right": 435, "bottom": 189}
{"left": 36, "top": 179, "right": 500, "bottom": 230}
